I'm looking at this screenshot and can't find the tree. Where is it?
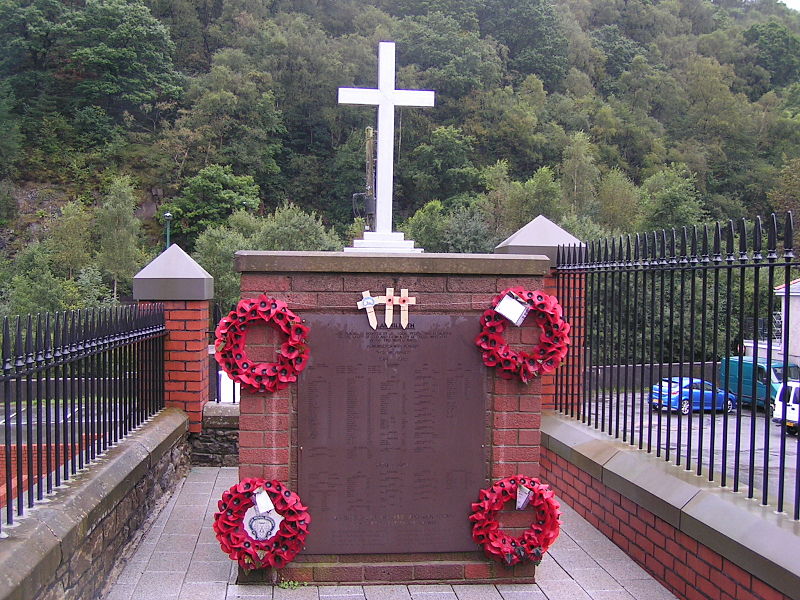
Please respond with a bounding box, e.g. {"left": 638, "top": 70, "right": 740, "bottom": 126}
{"left": 596, "top": 168, "right": 641, "bottom": 232}
{"left": 591, "top": 24, "right": 645, "bottom": 82}
{"left": 171, "top": 50, "right": 286, "bottom": 188}
{"left": 96, "top": 176, "right": 146, "bottom": 299}
{"left": 743, "top": 22, "right": 800, "bottom": 89}
{"left": 161, "top": 164, "right": 260, "bottom": 249}
{"left": 0, "top": 0, "right": 68, "bottom": 105}
{"left": 641, "top": 165, "right": 706, "bottom": 231}
{"left": 193, "top": 206, "right": 342, "bottom": 306}
{"left": 0, "top": 243, "right": 77, "bottom": 316}
{"left": 399, "top": 200, "right": 449, "bottom": 252}
{"left": 481, "top": 161, "right": 565, "bottom": 235}
{"left": 560, "top": 131, "right": 600, "bottom": 214}
{"left": 479, "top": 0, "right": 568, "bottom": 89}
{"left": 443, "top": 201, "right": 495, "bottom": 253}
{"left": 768, "top": 157, "right": 800, "bottom": 249}
{"left": 393, "top": 12, "right": 502, "bottom": 98}
{"left": 193, "top": 219, "right": 249, "bottom": 308}
{"left": 63, "top": 0, "right": 182, "bottom": 119}
{"left": 401, "top": 126, "right": 480, "bottom": 211}
{"left": 75, "top": 265, "right": 112, "bottom": 308}
{"left": 0, "top": 83, "right": 21, "bottom": 177}
{"left": 46, "top": 200, "right": 93, "bottom": 279}
{"left": 250, "top": 202, "right": 342, "bottom": 252}
{"left": 463, "top": 75, "right": 548, "bottom": 175}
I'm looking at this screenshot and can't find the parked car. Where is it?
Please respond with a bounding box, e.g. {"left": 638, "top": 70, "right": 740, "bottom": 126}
{"left": 773, "top": 384, "right": 800, "bottom": 435}
{"left": 719, "top": 356, "right": 800, "bottom": 414}
{"left": 650, "top": 377, "right": 736, "bottom": 415}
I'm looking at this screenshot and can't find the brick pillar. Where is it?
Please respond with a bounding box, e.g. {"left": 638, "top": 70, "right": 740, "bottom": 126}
{"left": 133, "top": 244, "right": 214, "bottom": 434}
{"left": 162, "top": 300, "right": 211, "bottom": 432}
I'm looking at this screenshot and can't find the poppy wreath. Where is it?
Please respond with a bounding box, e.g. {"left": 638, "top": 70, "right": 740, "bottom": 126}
{"left": 214, "top": 294, "right": 310, "bottom": 393}
{"left": 475, "top": 287, "right": 570, "bottom": 383}
{"left": 469, "top": 475, "right": 561, "bottom": 567}
{"left": 213, "top": 478, "right": 311, "bottom": 571}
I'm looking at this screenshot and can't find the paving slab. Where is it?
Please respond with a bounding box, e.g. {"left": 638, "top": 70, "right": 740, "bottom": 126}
{"left": 319, "top": 585, "right": 367, "bottom": 598}
{"left": 179, "top": 582, "right": 230, "bottom": 600}
{"left": 534, "top": 579, "right": 593, "bottom": 600}
{"left": 496, "top": 591, "right": 547, "bottom": 600}
{"left": 452, "top": 584, "right": 503, "bottom": 600}
{"left": 568, "top": 568, "right": 626, "bottom": 592}
{"left": 102, "top": 467, "right": 678, "bottom": 600}
{"left": 226, "top": 583, "right": 275, "bottom": 598}
{"left": 273, "top": 586, "right": 325, "bottom": 600}
{"left": 363, "top": 585, "right": 413, "bottom": 600}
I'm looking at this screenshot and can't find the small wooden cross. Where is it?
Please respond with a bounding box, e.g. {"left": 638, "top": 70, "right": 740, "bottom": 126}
{"left": 397, "top": 288, "right": 417, "bottom": 329}
{"left": 377, "top": 287, "right": 402, "bottom": 328}
{"left": 357, "top": 290, "right": 382, "bottom": 330}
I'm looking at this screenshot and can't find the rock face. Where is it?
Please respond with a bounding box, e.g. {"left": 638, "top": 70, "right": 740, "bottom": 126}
{"left": 190, "top": 402, "right": 239, "bottom": 466}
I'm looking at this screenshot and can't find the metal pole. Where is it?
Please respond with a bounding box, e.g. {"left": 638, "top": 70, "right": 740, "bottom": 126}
{"left": 164, "top": 212, "right": 173, "bottom": 251}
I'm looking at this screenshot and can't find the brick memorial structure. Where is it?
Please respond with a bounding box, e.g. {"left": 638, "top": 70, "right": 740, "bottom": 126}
{"left": 233, "top": 251, "right": 552, "bottom": 584}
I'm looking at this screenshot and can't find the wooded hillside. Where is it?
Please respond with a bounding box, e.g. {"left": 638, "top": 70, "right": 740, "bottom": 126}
{"left": 0, "top": 0, "right": 799, "bottom": 309}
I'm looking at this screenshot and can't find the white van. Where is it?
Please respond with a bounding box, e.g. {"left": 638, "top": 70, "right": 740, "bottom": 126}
{"left": 773, "top": 382, "right": 800, "bottom": 435}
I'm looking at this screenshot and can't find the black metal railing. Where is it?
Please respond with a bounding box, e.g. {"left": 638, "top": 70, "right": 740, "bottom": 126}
{"left": 0, "top": 304, "right": 166, "bottom": 530}
{"left": 555, "top": 214, "right": 800, "bottom": 519}
{"left": 210, "top": 303, "right": 237, "bottom": 404}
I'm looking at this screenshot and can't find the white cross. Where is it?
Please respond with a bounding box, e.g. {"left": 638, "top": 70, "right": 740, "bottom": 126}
{"left": 339, "top": 42, "right": 435, "bottom": 235}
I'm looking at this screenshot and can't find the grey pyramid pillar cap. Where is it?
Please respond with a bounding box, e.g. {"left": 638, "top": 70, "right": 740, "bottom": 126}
{"left": 133, "top": 244, "right": 214, "bottom": 301}
{"left": 495, "top": 215, "right": 584, "bottom": 265}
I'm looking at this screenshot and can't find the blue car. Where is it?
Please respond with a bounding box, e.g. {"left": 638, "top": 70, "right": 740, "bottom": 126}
{"left": 650, "top": 377, "right": 736, "bottom": 415}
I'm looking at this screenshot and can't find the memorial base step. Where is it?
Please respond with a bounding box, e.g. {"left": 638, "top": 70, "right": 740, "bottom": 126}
{"left": 237, "top": 554, "right": 536, "bottom": 585}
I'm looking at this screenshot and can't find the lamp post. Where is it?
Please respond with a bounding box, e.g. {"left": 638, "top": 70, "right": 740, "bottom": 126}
{"left": 163, "top": 211, "right": 173, "bottom": 251}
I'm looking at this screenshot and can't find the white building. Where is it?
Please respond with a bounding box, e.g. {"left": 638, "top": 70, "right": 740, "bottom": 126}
{"left": 743, "top": 278, "right": 800, "bottom": 365}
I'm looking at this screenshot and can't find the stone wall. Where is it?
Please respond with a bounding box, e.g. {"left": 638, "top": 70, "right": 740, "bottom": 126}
{"left": 190, "top": 402, "right": 239, "bottom": 466}
{"left": 0, "top": 408, "right": 189, "bottom": 600}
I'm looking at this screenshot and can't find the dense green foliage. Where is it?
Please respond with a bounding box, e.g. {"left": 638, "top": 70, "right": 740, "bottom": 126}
{"left": 0, "top": 0, "right": 799, "bottom": 312}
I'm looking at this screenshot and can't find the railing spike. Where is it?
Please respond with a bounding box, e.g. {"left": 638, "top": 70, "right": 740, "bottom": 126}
{"left": 35, "top": 314, "right": 44, "bottom": 365}
{"left": 767, "top": 214, "right": 778, "bottom": 261}
{"left": 753, "top": 216, "right": 762, "bottom": 254}
{"left": 680, "top": 226, "right": 688, "bottom": 261}
{"left": 14, "top": 316, "right": 24, "bottom": 371}
{"left": 785, "top": 212, "right": 795, "bottom": 259}
{"left": 2, "top": 317, "right": 11, "bottom": 373}
{"left": 738, "top": 218, "right": 748, "bottom": 256}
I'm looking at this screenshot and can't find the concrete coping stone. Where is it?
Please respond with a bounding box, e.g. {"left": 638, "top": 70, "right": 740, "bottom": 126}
{"left": 134, "top": 244, "right": 214, "bottom": 301}
{"left": 541, "top": 412, "right": 800, "bottom": 598}
{"left": 203, "top": 401, "right": 239, "bottom": 428}
{"left": 235, "top": 251, "right": 550, "bottom": 276}
{"left": 0, "top": 408, "right": 188, "bottom": 600}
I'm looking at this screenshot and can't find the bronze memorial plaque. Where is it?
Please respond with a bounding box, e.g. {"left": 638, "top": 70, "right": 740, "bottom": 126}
{"left": 297, "top": 314, "right": 487, "bottom": 554}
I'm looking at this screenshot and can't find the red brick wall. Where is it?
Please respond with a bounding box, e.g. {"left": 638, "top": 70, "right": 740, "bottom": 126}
{"left": 238, "top": 272, "right": 547, "bottom": 487}
{"left": 161, "top": 300, "right": 210, "bottom": 433}
{"left": 236, "top": 270, "right": 547, "bottom": 583}
{"left": 541, "top": 447, "right": 792, "bottom": 600}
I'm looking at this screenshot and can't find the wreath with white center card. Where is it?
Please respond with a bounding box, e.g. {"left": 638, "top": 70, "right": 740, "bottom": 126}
{"left": 213, "top": 478, "right": 311, "bottom": 570}
{"left": 470, "top": 475, "right": 561, "bottom": 566}
{"left": 475, "top": 287, "right": 570, "bottom": 383}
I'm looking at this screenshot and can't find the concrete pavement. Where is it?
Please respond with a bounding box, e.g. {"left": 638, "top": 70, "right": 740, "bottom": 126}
{"left": 103, "top": 467, "right": 677, "bottom": 600}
